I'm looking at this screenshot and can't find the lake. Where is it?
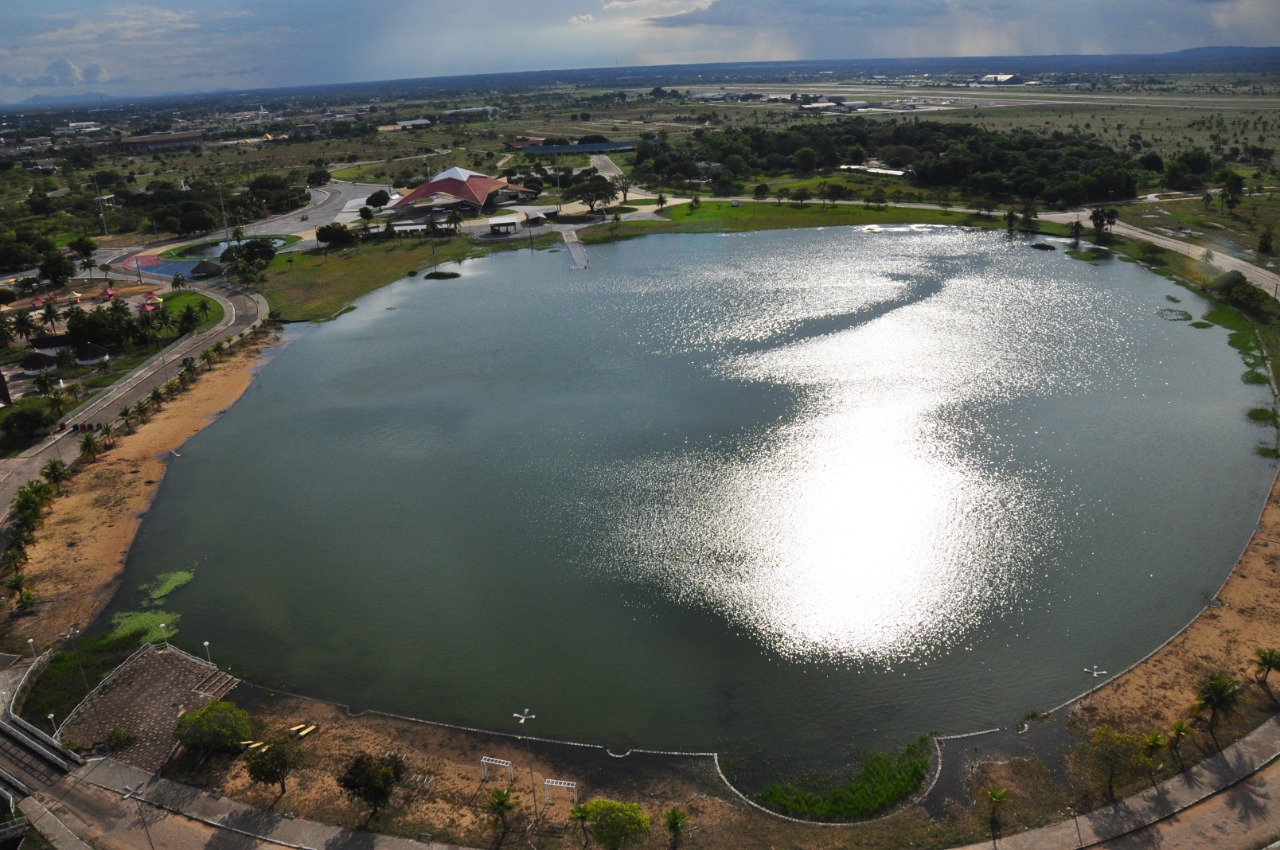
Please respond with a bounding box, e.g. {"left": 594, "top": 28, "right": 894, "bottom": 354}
{"left": 113, "top": 225, "right": 1276, "bottom": 777}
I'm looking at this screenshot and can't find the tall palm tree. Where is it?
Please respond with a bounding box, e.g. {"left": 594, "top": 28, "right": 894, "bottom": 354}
{"left": 40, "top": 459, "right": 70, "bottom": 495}
{"left": 99, "top": 421, "right": 117, "bottom": 448}
{"left": 200, "top": 348, "right": 216, "bottom": 370}
{"left": 1195, "top": 673, "right": 1243, "bottom": 749}
{"left": 446, "top": 209, "right": 463, "bottom": 235}
{"left": 119, "top": 405, "right": 135, "bottom": 431}
{"left": 170, "top": 272, "right": 188, "bottom": 292}
{"left": 132, "top": 399, "right": 150, "bottom": 423}
{"left": 12, "top": 311, "right": 37, "bottom": 342}
{"left": 1169, "top": 720, "right": 1192, "bottom": 768}
{"left": 198, "top": 299, "right": 211, "bottom": 321}
{"left": 148, "top": 386, "right": 165, "bottom": 411}
{"left": 484, "top": 788, "right": 516, "bottom": 849}
{"left": 78, "top": 431, "right": 101, "bottom": 461}
{"left": 46, "top": 388, "right": 69, "bottom": 418}
{"left": 80, "top": 255, "right": 97, "bottom": 283}
{"left": 66, "top": 382, "right": 84, "bottom": 404}
{"left": 40, "top": 301, "right": 60, "bottom": 332}
{"left": 232, "top": 224, "right": 246, "bottom": 245}
{"left": 1143, "top": 731, "right": 1166, "bottom": 786}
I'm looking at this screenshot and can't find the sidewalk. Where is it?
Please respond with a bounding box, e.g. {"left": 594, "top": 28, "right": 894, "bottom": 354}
{"left": 38, "top": 758, "right": 478, "bottom": 850}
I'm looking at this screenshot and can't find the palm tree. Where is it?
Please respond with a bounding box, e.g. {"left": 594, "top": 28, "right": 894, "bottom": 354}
{"left": 46, "top": 388, "right": 69, "bottom": 418}
{"left": 1169, "top": 720, "right": 1192, "bottom": 768}
{"left": 1195, "top": 673, "right": 1244, "bottom": 749}
{"left": 5, "top": 571, "right": 29, "bottom": 600}
{"left": 232, "top": 224, "right": 246, "bottom": 245}
{"left": 119, "top": 405, "right": 136, "bottom": 432}
{"left": 148, "top": 386, "right": 165, "bottom": 411}
{"left": 200, "top": 348, "right": 216, "bottom": 370}
{"left": 170, "top": 272, "right": 188, "bottom": 292}
{"left": 40, "top": 301, "right": 60, "bottom": 332}
{"left": 133, "top": 400, "right": 150, "bottom": 423}
{"left": 1255, "top": 648, "right": 1280, "bottom": 685}
{"left": 66, "top": 382, "right": 84, "bottom": 405}
{"left": 484, "top": 788, "right": 516, "bottom": 849}
{"left": 987, "top": 786, "right": 1008, "bottom": 841}
{"left": 79, "top": 255, "right": 97, "bottom": 284}
{"left": 198, "top": 299, "right": 211, "bottom": 321}
{"left": 570, "top": 804, "right": 591, "bottom": 850}
{"left": 99, "top": 421, "right": 117, "bottom": 448}
{"left": 12, "top": 311, "right": 37, "bottom": 342}
{"left": 663, "top": 807, "right": 687, "bottom": 850}
{"left": 78, "top": 432, "right": 101, "bottom": 461}
{"left": 40, "top": 460, "right": 70, "bottom": 495}
{"left": 1143, "top": 731, "right": 1166, "bottom": 786}
{"left": 446, "top": 209, "right": 463, "bottom": 235}
{"left": 1, "top": 546, "right": 28, "bottom": 575}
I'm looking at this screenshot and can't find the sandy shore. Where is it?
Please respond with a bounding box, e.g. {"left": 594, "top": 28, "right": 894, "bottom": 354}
{"left": 9, "top": 343, "right": 265, "bottom": 651}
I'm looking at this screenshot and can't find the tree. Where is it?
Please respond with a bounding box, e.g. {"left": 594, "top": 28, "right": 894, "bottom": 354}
{"left": 663, "top": 807, "right": 686, "bottom": 850}
{"left": 338, "top": 752, "right": 405, "bottom": 823}
{"left": 609, "top": 175, "right": 632, "bottom": 204}
{"left": 11, "top": 311, "right": 36, "bottom": 342}
{"left": 1089, "top": 207, "right": 1107, "bottom": 240}
{"left": 582, "top": 799, "right": 650, "bottom": 850}
{"left": 1142, "top": 731, "right": 1166, "bottom": 786}
{"left": 655, "top": 193, "right": 667, "bottom": 211}
{"left": 792, "top": 187, "right": 812, "bottom": 205}
{"left": 1082, "top": 725, "right": 1144, "bottom": 802}
{"left": 446, "top": 209, "right": 464, "bottom": 235}
{"left": 46, "top": 388, "right": 70, "bottom": 418}
{"left": 316, "top": 223, "right": 355, "bottom": 250}
{"left": 1255, "top": 648, "right": 1280, "bottom": 686}
{"left": 571, "top": 804, "right": 591, "bottom": 850}
{"left": 245, "top": 739, "right": 299, "bottom": 799}
{"left": 40, "top": 460, "right": 70, "bottom": 495}
{"left": 171, "top": 272, "right": 188, "bottom": 291}
{"left": 40, "top": 251, "right": 77, "bottom": 289}
{"left": 366, "top": 189, "right": 391, "bottom": 210}
{"left": 484, "top": 788, "right": 517, "bottom": 848}
{"left": 753, "top": 183, "right": 770, "bottom": 202}
{"left": 78, "top": 432, "right": 101, "bottom": 461}
{"left": 987, "top": 786, "right": 1007, "bottom": 840}
{"left": 1261, "top": 227, "right": 1274, "bottom": 256}
{"left": 358, "top": 206, "right": 374, "bottom": 233}
{"left": 565, "top": 175, "right": 618, "bottom": 213}
{"left": 175, "top": 699, "right": 251, "bottom": 755}
{"left": 1194, "top": 672, "right": 1243, "bottom": 749}
{"left": 1169, "top": 720, "right": 1192, "bottom": 768}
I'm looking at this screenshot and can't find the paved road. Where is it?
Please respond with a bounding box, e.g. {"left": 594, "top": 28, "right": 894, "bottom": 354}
{"left": 0, "top": 274, "right": 266, "bottom": 522}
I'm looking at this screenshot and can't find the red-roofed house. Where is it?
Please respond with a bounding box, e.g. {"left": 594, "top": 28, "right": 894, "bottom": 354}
{"left": 394, "top": 167, "right": 535, "bottom": 216}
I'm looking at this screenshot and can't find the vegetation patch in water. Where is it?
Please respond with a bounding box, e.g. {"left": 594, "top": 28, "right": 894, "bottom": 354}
{"left": 424, "top": 270, "right": 461, "bottom": 280}
{"left": 754, "top": 735, "right": 932, "bottom": 821}
{"left": 1157, "top": 308, "right": 1192, "bottom": 322}
{"left": 1247, "top": 407, "right": 1279, "bottom": 427}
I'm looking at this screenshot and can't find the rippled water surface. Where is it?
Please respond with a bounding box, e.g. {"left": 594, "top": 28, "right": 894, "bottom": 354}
{"left": 117, "top": 227, "right": 1276, "bottom": 769}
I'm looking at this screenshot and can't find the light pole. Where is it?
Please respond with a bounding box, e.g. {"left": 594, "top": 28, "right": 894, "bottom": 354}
{"left": 122, "top": 784, "right": 157, "bottom": 850}
{"left": 158, "top": 623, "right": 169, "bottom": 649}
{"left": 60, "top": 626, "right": 109, "bottom": 750}
{"left": 47, "top": 713, "right": 56, "bottom": 738}
{"left": 26, "top": 638, "right": 35, "bottom": 660}
{"left": 203, "top": 641, "right": 212, "bottom": 665}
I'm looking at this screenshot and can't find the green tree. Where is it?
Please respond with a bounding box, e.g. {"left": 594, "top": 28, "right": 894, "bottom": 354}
{"left": 1089, "top": 207, "right": 1107, "bottom": 240}
{"left": 987, "top": 786, "right": 1007, "bottom": 840}
{"left": 39, "top": 251, "right": 77, "bottom": 289}
{"left": 1142, "top": 731, "right": 1166, "bottom": 786}
{"left": 1261, "top": 227, "right": 1274, "bottom": 255}
{"left": 565, "top": 175, "right": 618, "bottom": 213}
{"left": 662, "top": 806, "right": 686, "bottom": 850}
{"left": 245, "top": 739, "right": 299, "bottom": 799}
{"left": 571, "top": 804, "right": 591, "bottom": 849}
{"left": 338, "top": 752, "right": 405, "bottom": 823}
{"left": 484, "top": 787, "right": 517, "bottom": 848}
{"left": 753, "top": 183, "right": 770, "bottom": 202}
{"left": 316, "top": 223, "right": 355, "bottom": 249}
{"left": 792, "top": 186, "right": 812, "bottom": 205}
{"left": 1169, "top": 720, "right": 1192, "bottom": 768}
{"left": 175, "top": 699, "right": 251, "bottom": 755}
{"left": 655, "top": 193, "right": 667, "bottom": 211}
{"left": 358, "top": 206, "right": 374, "bottom": 233}
{"left": 1083, "top": 725, "right": 1144, "bottom": 802}
{"left": 582, "top": 799, "right": 650, "bottom": 850}
{"left": 1255, "top": 647, "right": 1280, "bottom": 686}
{"left": 40, "top": 459, "right": 70, "bottom": 495}
{"left": 366, "top": 189, "right": 391, "bottom": 210}
{"left": 170, "top": 272, "right": 188, "bottom": 291}
{"left": 1194, "top": 673, "right": 1243, "bottom": 749}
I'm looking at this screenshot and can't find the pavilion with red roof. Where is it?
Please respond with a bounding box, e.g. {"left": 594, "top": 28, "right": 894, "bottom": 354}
{"left": 394, "top": 167, "right": 535, "bottom": 216}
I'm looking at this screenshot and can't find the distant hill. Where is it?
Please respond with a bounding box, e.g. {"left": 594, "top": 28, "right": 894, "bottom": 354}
{"left": 2, "top": 46, "right": 1277, "bottom": 110}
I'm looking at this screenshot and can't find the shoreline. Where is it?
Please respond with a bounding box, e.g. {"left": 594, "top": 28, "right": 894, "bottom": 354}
{"left": 10, "top": 219, "right": 1280, "bottom": 842}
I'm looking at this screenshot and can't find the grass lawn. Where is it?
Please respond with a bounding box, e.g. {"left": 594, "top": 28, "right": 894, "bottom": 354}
{"left": 261, "top": 233, "right": 562, "bottom": 321}
{"left": 160, "top": 291, "right": 224, "bottom": 332}
{"left": 579, "top": 199, "right": 1006, "bottom": 242}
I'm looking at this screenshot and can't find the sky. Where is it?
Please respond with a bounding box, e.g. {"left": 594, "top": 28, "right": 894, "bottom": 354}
{"left": 1, "top": 0, "right": 1277, "bottom": 103}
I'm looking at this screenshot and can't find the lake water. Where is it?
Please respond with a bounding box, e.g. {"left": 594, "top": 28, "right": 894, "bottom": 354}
{"left": 115, "top": 226, "right": 1276, "bottom": 776}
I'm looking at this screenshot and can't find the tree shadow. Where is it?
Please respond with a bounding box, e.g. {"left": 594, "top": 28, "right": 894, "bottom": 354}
{"left": 198, "top": 806, "right": 283, "bottom": 850}
{"left": 1223, "top": 777, "right": 1271, "bottom": 828}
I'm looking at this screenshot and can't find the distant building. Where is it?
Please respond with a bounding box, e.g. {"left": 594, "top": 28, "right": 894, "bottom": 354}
{"left": 977, "top": 74, "right": 1023, "bottom": 85}
{"left": 120, "top": 131, "right": 204, "bottom": 153}
{"left": 442, "top": 106, "right": 500, "bottom": 122}
{"left": 396, "top": 119, "right": 433, "bottom": 130}
{"left": 394, "top": 167, "right": 534, "bottom": 215}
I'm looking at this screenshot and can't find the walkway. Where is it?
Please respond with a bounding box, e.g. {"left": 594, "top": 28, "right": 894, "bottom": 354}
{"left": 0, "top": 273, "right": 267, "bottom": 522}
{"left": 24, "top": 759, "right": 476, "bottom": 850}
{"left": 562, "top": 229, "right": 591, "bottom": 269}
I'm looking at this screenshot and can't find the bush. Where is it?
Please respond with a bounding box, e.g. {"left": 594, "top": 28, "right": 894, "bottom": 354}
{"left": 106, "top": 727, "right": 137, "bottom": 750}
{"left": 755, "top": 736, "right": 932, "bottom": 821}
{"left": 1211, "top": 270, "right": 1280, "bottom": 321}
{"left": 175, "top": 700, "right": 250, "bottom": 755}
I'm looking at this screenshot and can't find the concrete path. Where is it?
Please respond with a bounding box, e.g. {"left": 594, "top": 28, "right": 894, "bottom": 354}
{"left": 25, "top": 758, "right": 478, "bottom": 850}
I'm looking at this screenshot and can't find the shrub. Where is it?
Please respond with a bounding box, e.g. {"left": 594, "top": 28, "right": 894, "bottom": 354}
{"left": 756, "top": 736, "right": 932, "bottom": 821}
{"left": 175, "top": 700, "right": 250, "bottom": 755}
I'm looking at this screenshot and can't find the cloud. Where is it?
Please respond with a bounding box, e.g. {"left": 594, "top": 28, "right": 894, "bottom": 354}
{"left": 0, "top": 57, "right": 109, "bottom": 87}
{"left": 570, "top": 13, "right": 596, "bottom": 23}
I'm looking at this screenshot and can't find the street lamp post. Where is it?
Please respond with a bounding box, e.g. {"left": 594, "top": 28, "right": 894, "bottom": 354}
{"left": 203, "top": 641, "right": 212, "bottom": 665}
{"left": 26, "top": 639, "right": 35, "bottom": 660}
{"left": 158, "top": 623, "right": 169, "bottom": 649}
{"left": 47, "top": 714, "right": 56, "bottom": 739}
